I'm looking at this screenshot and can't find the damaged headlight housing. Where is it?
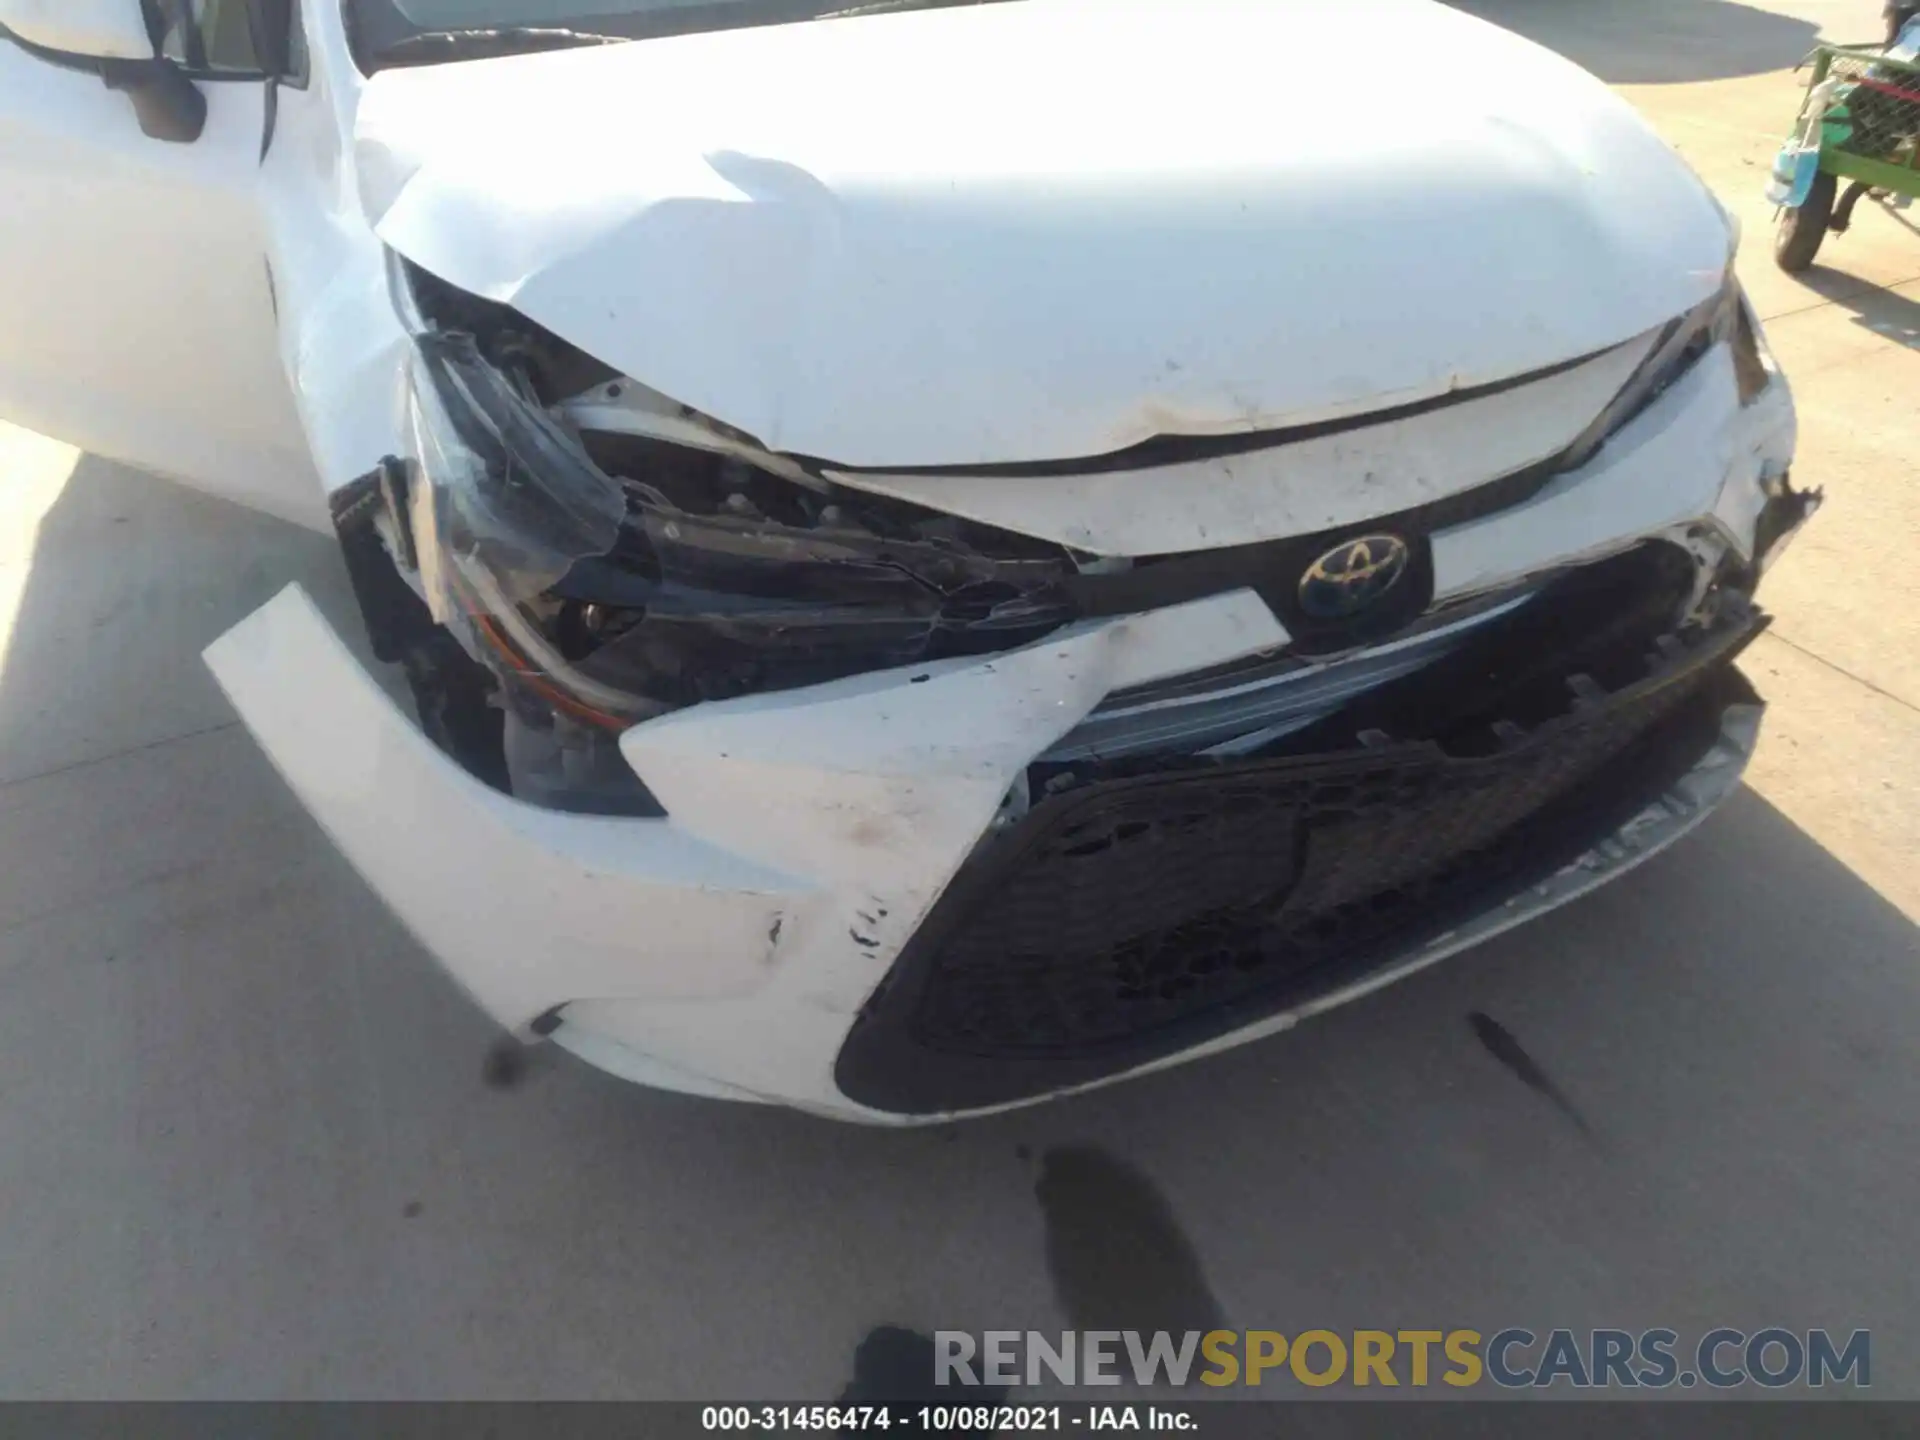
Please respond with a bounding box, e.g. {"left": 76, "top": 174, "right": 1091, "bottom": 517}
{"left": 1562, "top": 270, "right": 1773, "bottom": 472}
{"left": 403, "top": 330, "right": 645, "bottom": 729}
{"left": 394, "top": 268, "right": 1078, "bottom": 741}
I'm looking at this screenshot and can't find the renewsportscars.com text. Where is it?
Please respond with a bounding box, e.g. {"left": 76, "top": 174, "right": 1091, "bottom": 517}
{"left": 935, "top": 1328, "right": 1870, "bottom": 1390}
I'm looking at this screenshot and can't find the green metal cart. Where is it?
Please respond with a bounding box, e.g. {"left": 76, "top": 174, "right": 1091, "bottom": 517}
{"left": 1770, "top": 41, "right": 1920, "bottom": 272}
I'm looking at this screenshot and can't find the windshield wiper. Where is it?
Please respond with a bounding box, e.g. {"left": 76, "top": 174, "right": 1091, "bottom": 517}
{"left": 376, "top": 26, "right": 628, "bottom": 67}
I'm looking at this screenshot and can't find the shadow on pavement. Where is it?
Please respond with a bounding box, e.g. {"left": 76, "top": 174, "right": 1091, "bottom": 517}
{"left": 2, "top": 459, "right": 1918, "bottom": 1399}
{"left": 1797, "top": 253, "right": 1920, "bottom": 348}
{"left": 1449, "top": 0, "right": 1821, "bottom": 83}
{"left": 0, "top": 452, "right": 363, "bottom": 787}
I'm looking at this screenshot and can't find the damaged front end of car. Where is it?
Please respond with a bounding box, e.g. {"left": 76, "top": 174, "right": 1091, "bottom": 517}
{"left": 341, "top": 254, "right": 1813, "bottom": 808}
{"left": 332, "top": 256, "right": 1105, "bottom": 815}
{"left": 290, "top": 247, "right": 1815, "bottom": 1118}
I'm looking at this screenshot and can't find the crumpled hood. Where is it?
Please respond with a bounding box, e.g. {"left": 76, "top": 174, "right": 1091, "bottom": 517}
{"left": 356, "top": 0, "right": 1731, "bottom": 469}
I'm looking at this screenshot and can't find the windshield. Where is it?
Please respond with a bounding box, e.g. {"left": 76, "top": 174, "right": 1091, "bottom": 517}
{"left": 345, "top": 0, "right": 1014, "bottom": 70}
{"left": 394, "top": 0, "right": 761, "bottom": 21}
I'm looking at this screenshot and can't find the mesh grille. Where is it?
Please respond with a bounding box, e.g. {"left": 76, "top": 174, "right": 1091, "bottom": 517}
{"left": 911, "top": 629, "right": 1730, "bottom": 1057}
{"left": 1820, "top": 51, "right": 1920, "bottom": 161}
{"left": 835, "top": 561, "right": 1765, "bottom": 1114}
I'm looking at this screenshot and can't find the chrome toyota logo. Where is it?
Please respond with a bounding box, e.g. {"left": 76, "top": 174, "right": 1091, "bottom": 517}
{"left": 1297, "top": 534, "right": 1412, "bottom": 620}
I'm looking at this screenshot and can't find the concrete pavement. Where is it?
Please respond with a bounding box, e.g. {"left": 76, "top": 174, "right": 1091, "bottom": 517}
{"left": 0, "top": 0, "right": 1916, "bottom": 1405}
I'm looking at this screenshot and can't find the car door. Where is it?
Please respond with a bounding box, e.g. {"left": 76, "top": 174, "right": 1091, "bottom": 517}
{"left": 0, "top": 1, "right": 324, "bottom": 527}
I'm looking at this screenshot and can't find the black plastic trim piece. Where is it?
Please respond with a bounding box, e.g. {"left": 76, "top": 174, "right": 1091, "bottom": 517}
{"left": 99, "top": 56, "right": 207, "bottom": 142}
{"left": 330, "top": 463, "right": 432, "bottom": 665}
{"left": 1066, "top": 523, "right": 1438, "bottom": 655}
{"left": 1053, "top": 455, "right": 1582, "bottom": 653}
{"left": 816, "top": 347, "right": 1624, "bottom": 480}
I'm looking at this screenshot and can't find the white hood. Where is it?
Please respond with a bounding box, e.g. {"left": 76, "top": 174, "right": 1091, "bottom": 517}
{"left": 356, "top": 0, "right": 1731, "bottom": 469}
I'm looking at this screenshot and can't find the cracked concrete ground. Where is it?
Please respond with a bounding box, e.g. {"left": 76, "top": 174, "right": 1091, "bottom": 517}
{"left": 0, "top": 0, "right": 1915, "bottom": 1406}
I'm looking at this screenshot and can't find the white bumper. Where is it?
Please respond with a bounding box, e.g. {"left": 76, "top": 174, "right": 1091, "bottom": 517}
{"left": 204, "top": 344, "right": 1798, "bottom": 1123}
{"left": 205, "top": 582, "right": 1289, "bottom": 1119}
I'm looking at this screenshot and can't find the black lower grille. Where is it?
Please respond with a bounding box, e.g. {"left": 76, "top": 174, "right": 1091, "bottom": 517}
{"left": 835, "top": 563, "right": 1766, "bottom": 1115}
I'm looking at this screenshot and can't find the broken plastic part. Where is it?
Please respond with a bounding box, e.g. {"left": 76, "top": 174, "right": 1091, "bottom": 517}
{"left": 561, "top": 493, "right": 1075, "bottom": 709}
{"left": 1039, "top": 587, "right": 1540, "bottom": 764}
{"left": 1731, "top": 297, "right": 1775, "bottom": 405}
{"left": 1560, "top": 270, "right": 1747, "bottom": 473}
{"left": 556, "top": 378, "right": 831, "bottom": 493}
{"left": 406, "top": 331, "right": 626, "bottom": 614}
{"left": 396, "top": 293, "right": 1083, "bottom": 731}
{"left": 1751, "top": 474, "right": 1823, "bottom": 574}
{"left": 501, "top": 708, "right": 665, "bottom": 817}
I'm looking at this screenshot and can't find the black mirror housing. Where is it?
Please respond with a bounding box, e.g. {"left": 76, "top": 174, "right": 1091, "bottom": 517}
{"left": 100, "top": 57, "right": 206, "bottom": 143}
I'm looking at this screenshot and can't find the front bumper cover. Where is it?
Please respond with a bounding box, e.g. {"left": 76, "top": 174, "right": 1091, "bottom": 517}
{"left": 204, "top": 583, "right": 1289, "bottom": 1120}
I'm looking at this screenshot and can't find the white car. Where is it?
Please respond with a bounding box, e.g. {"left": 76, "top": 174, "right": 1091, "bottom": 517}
{"left": 0, "top": 0, "right": 1815, "bottom": 1122}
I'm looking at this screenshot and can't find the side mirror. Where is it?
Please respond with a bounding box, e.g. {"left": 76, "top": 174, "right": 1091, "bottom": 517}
{"left": 0, "top": 0, "right": 154, "bottom": 59}
{"left": 0, "top": 0, "right": 207, "bottom": 145}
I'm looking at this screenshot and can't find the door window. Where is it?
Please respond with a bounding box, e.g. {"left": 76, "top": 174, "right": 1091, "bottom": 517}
{"left": 156, "top": 0, "right": 303, "bottom": 77}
